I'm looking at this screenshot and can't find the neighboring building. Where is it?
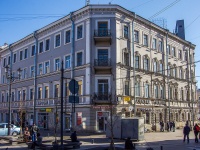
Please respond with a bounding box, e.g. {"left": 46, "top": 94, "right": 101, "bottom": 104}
{"left": 0, "top": 4, "right": 197, "bottom": 132}
{"left": 197, "top": 89, "right": 200, "bottom": 119}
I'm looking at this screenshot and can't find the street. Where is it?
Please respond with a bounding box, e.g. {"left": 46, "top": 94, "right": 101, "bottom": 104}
{"left": 0, "top": 129, "right": 200, "bottom": 150}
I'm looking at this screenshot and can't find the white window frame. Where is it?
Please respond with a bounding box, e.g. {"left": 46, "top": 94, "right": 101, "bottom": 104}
{"left": 38, "top": 63, "right": 43, "bottom": 75}
{"left": 45, "top": 38, "right": 50, "bottom": 51}
{"left": 44, "top": 61, "right": 50, "bottom": 74}
{"left": 75, "top": 50, "right": 84, "bottom": 67}
{"left": 31, "top": 45, "right": 35, "bottom": 57}
{"left": 64, "top": 29, "right": 71, "bottom": 44}
{"left": 54, "top": 33, "right": 61, "bottom": 48}
{"left": 38, "top": 41, "right": 44, "bottom": 53}
{"left": 75, "top": 23, "right": 84, "bottom": 41}
{"left": 95, "top": 76, "right": 111, "bottom": 93}
{"left": 64, "top": 55, "right": 71, "bottom": 69}
{"left": 54, "top": 58, "right": 60, "bottom": 71}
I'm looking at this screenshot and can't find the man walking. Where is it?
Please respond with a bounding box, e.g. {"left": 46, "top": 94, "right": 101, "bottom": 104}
{"left": 31, "top": 123, "right": 39, "bottom": 142}
{"left": 193, "top": 123, "right": 200, "bottom": 143}
{"left": 183, "top": 123, "right": 190, "bottom": 143}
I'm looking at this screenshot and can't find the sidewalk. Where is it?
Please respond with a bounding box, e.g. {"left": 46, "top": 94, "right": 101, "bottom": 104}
{"left": 0, "top": 129, "right": 200, "bottom": 150}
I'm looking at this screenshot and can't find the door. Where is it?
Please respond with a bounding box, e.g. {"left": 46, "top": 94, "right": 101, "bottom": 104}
{"left": 0, "top": 124, "right": 6, "bottom": 135}
{"left": 98, "top": 49, "right": 108, "bottom": 66}
{"left": 65, "top": 115, "right": 71, "bottom": 131}
{"left": 98, "top": 22, "right": 108, "bottom": 36}
{"left": 97, "top": 112, "right": 109, "bottom": 132}
{"left": 98, "top": 79, "right": 108, "bottom": 100}
{"left": 38, "top": 113, "right": 48, "bottom": 129}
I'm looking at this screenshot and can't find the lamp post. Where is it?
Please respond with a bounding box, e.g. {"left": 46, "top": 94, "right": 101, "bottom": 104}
{"left": 4, "top": 65, "right": 22, "bottom": 135}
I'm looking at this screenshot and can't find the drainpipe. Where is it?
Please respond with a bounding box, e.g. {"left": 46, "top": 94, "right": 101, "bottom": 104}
{"left": 8, "top": 44, "right": 12, "bottom": 135}
{"left": 33, "top": 31, "right": 38, "bottom": 124}
{"left": 132, "top": 14, "right": 136, "bottom": 117}
{"left": 70, "top": 12, "right": 75, "bottom": 130}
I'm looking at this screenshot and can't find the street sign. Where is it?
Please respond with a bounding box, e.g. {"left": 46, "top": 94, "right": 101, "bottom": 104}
{"left": 69, "top": 79, "right": 79, "bottom": 94}
{"left": 69, "top": 95, "right": 79, "bottom": 103}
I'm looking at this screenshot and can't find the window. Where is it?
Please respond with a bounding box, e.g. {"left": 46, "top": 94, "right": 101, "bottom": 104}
{"left": 134, "top": 30, "right": 139, "bottom": 43}
{"left": 158, "top": 41, "right": 163, "bottom": 52}
{"left": 13, "top": 53, "right": 17, "bottom": 63}
{"left": 31, "top": 45, "right": 35, "bottom": 56}
{"left": 78, "top": 81, "right": 82, "bottom": 96}
{"left": 38, "top": 63, "right": 43, "bottom": 75}
{"left": 22, "top": 90, "right": 26, "bottom": 101}
{"left": 44, "top": 61, "right": 50, "bottom": 74}
{"left": 11, "top": 92, "right": 15, "bottom": 101}
{"left": 54, "top": 84, "right": 59, "bottom": 98}
{"left": 98, "top": 22, "right": 108, "bottom": 36}
{"left": 135, "top": 82, "right": 140, "bottom": 96}
{"left": 144, "top": 84, "right": 149, "bottom": 98}
{"left": 181, "top": 89, "right": 184, "bottom": 100}
{"left": 175, "top": 88, "right": 178, "bottom": 100}
{"left": 77, "top": 52, "right": 83, "bottom": 66}
{"left": 20, "top": 51, "right": 23, "bottom": 60}
{"left": 24, "top": 49, "right": 28, "bottom": 59}
{"left": 178, "top": 50, "right": 182, "bottom": 60}
{"left": 38, "top": 87, "right": 42, "bottom": 99}
{"left": 167, "top": 45, "right": 170, "bottom": 55}
{"left": 171, "top": 47, "right": 174, "bottom": 56}
{"left": 172, "top": 47, "right": 176, "bottom": 57}
{"left": 65, "top": 56, "right": 71, "bottom": 69}
{"left": 55, "top": 59, "right": 60, "bottom": 71}
{"left": 159, "top": 63, "right": 163, "bottom": 74}
{"left": 124, "top": 52, "right": 130, "bottom": 66}
{"left": 18, "top": 90, "right": 21, "bottom": 101}
{"left": 143, "top": 34, "right": 148, "bottom": 46}
{"left": 30, "top": 89, "right": 34, "bottom": 100}
{"left": 1, "top": 94, "right": 4, "bottom": 102}
{"left": 44, "top": 86, "right": 49, "bottom": 98}
{"left": 184, "top": 51, "right": 188, "bottom": 61}
{"left": 39, "top": 42, "right": 43, "bottom": 53}
{"left": 97, "top": 49, "right": 108, "bottom": 66}
{"left": 153, "top": 61, "right": 157, "bottom": 72}
{"left": 152, "top": 38, "right": 156, "bottom": 49}
{"left": 173, "top": 67, "right": 177, "bottom": 78}
{"left": 23, "top": 68, "right": 27, "bottom": 79}
{"left": 55, "top": 34, "right": 61, "bottom": 47}
{"left": 65, "top": 83, "right": 70, "bottom": 97}
{"left": 179, "top": 68, "right": 182, "bottom": 79}
{"left": 65, "top": 30, "right": 70, "bottom": 43}
{"left": 30, "top": 66, "right": 34, "bottom": 77}
{"left": 6, "top": 93, "right": 8, "bottom": 102}
{"left": 144, "top": 58, "right": 149, "bottom": 71}
{"left": 98, "top": 79, "right": 108, "bottom": 97}
{"left": 125, "top": 81, "right": 130, "bottom": 96}
{"left": 160, "top": 86, "right": 164, "bottom": 99}
{"left": 3, "top": 58, "right": 6, "bottom": 67}
{"left": 124, "top": 26, "right": 128, "bottom": 39}
{"left": 169, "top": 87, "right": 173, "bottom": 99}
{"left": 135, "top": 56, "right": 139, "bottom": 69}
{"left": 8, "top": 56, "right": 10, "bottom": 65}
{"left": 77, "top": 25, "right": 83, "bottom": 39}
{"left": 154, "top": 85, "right": 158, "bottom": 98}
{"left": 45, "top": 39, "right": 50, "bottom": 51}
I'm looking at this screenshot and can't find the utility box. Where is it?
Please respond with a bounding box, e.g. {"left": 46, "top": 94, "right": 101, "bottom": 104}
{"left": 106, "top": 117, "right": 144, "bottom": 141}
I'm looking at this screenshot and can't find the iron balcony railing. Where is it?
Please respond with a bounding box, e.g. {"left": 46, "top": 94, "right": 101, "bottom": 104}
{"left": 94, "top": 59, "right": 111, "bottom": 67}
{"left": 94, "top": 29, "right": 111, "bottom": 37}
{"left": 93, "top": 92, "right": 111, "bottom": 101}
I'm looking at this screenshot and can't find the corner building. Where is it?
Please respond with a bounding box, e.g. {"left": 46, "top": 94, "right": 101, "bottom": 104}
{"left": 0, "top": 4, "right": 197, "bottom": 132}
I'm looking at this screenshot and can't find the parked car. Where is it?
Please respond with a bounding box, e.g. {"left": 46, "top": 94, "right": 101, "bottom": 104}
{"left": 0, "top": 123, "right": 21, "bottom": 136}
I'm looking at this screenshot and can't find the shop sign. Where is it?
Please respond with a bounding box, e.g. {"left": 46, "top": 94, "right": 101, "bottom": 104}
{"left": 40, "top": 108, "right": 46, "bottom": 112}
{"left": 76, "top": 112, "right": 82, "bottom": 126}
{"left": 46, "top": 108, "right": 52, "bottom": 112}
{"left": 124, "top": 96, "right": 131, "bottom": 102}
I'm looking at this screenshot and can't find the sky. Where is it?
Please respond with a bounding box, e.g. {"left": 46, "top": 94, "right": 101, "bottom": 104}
{"left": 0, "top": 0, "right": 200, "bottom": 87}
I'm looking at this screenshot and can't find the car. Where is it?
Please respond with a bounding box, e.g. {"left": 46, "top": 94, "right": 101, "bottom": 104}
{"left": 0, "top": 123, "right": 21, "bottom": 136}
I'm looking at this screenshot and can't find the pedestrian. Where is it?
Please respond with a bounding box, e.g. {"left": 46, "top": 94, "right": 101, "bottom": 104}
{"left": 160, "top": 121, "right": 164, "bottom": 132}
{"left": 183, "top": 123, "right": 190, "bottom": 143}
{"left": 30, "top": 132, "right": 43, "bottom": 149}
{"left": 170, "top": 121, "right": 173, "bottom": 131}
{"left": 172, "top": 121, "right": 175, "bottom": 132}
{"left": 70, "top": 131, "right": 79, "bottom": 142}
{"left": 193, "top": 123, "right": 200, "bottom": 143}
{"left": 23, "top": 126, "right": 31, "bottom": 142}
{"left": 31, "top": 123, "right": 39, "bottom": 142}
{"left": 167, "top": 122, "right": 170, "bottom": 132}
{"left": 125, "top": 137, "right": 134, "bottom": 150}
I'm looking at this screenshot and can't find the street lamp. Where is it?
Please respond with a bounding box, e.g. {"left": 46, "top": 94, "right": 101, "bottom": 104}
{"left": 4, "top": 65, "right": 22, "bottom": 135}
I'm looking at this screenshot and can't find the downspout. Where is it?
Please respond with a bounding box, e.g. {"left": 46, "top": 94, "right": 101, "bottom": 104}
{"left": 33, "top": 31, "right": 38, "bottom": 123}
{"left": 132, "top": 13, "right": 136, "bottom": 117}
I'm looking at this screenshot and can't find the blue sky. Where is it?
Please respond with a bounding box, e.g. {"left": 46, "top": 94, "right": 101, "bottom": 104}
{"left": 1, "top": 0, "right": 200, "bottom": 87}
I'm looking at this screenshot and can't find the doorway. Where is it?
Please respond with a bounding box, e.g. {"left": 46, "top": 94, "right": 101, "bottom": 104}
{"left": 65, "top": 115, "right": 71, "bottom": 131}
{"left": 38, "top": 113, "right": 48, "bottom": 129}
{"left": 97, "top": 111, "right": 109, "bottom": 132}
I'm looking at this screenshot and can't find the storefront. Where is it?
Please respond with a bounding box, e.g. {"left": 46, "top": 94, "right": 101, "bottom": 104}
{"left": 97, "top": 111, "right": 109, "bottom": 132}
{"left": 38, "top": 108, "right": 52, "bottom": 129}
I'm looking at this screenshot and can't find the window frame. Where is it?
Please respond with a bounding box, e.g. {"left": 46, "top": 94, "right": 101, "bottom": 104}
{"left": 54, "top": 33, "right": 61, "bottom": 48}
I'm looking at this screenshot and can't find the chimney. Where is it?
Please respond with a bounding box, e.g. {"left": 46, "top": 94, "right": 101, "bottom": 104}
{"left": 175, "top": 20, "right": 185, "bottom": 40}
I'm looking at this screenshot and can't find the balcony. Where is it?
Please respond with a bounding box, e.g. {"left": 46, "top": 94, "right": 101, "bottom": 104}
{"left": 94, "top": 59, "right": 112, "bottom": 74}
{"left": 92, "top": 92, "right": 112, "bottom": 104}
{"left": 94, "top": 29, "right": 112, "bottom": 45}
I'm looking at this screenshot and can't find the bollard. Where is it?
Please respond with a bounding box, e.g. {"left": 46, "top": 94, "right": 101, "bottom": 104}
{"left": 160, "top": 146, "right": 163, "bottom": 150}
{"left": 91, "top": 139, "right": 94, "bottom": 144}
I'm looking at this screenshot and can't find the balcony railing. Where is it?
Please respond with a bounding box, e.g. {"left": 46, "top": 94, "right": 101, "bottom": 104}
{"left": 94, "top": 29, "right": 111, "bottom": 37}
{"left": 93, "top": 92, "right": 111, "bottom": 101}
{"left": 94, "top": 59, "right": 111, "bottom": 67}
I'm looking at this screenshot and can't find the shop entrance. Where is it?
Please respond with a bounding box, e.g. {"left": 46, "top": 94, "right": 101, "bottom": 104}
{"left": 65, "top": 115, "right": 71, "bottom": 131}
{"left": 97, "top": 112, "right": 109, "bottom": 132}
{"left": 38, "top": 113, "right": 48, "bottom": 129}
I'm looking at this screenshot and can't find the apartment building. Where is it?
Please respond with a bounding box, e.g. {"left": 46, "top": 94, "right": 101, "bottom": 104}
{"left": 0, "top": 4, "right": 197, "bottom": 132}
